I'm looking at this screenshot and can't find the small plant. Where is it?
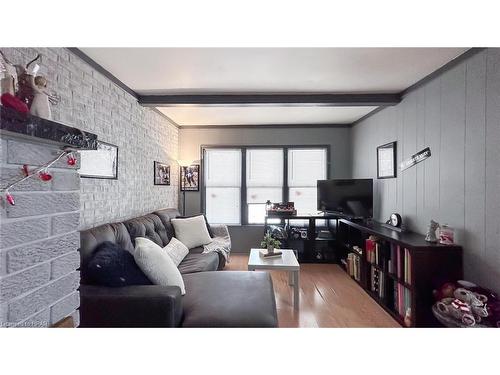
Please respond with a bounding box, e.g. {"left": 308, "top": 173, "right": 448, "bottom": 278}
{"left": 260, "top": 231, "right": 281, "bottom": 250}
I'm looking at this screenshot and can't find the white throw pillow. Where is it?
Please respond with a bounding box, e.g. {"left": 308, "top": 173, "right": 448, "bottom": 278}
{"left": 171, "top": 215, "right": 212, "bottom": 249}
{"left": 164, "top": 237, "right": 189, "bottom": 267}
{"left": 133, "top": 237, "right": 185, "bottom": 295}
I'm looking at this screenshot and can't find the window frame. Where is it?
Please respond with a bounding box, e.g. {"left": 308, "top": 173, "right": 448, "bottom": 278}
{"left": 201, "top": 144, "right": 331, "bottom": 226}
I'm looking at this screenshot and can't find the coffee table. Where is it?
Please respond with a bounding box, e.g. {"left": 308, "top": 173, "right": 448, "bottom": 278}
{"left": 248, "top": 248, "right": 300, "bottom": 310}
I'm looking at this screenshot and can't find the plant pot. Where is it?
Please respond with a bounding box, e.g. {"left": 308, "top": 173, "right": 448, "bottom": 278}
{"left": 267, "top": 244, "right": 274, "bottom": 254}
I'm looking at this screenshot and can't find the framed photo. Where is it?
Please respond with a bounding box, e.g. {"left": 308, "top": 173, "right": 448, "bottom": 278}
{"left": 377, "top": 141, "right": 397, "bottom": 179}
{"left": 154, "top": 161, "right": 170, "bottom": 185}
{"left": 180, "top": 164, "right": 199, "bottom": 191}
{"left": 79, "top": 141, "right": 118, "bottom": 179}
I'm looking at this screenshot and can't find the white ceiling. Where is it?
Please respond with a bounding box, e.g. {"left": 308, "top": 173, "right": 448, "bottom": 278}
{"left": 157, "top": 106, "right": 377, "bottom": 126}
{"left": 81, "top": 48, "right": 468, "bottom": 126}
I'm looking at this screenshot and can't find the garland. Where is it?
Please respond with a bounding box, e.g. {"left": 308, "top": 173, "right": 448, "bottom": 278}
{"left": 1, "top": 149, "right": 77, "bottom": 206}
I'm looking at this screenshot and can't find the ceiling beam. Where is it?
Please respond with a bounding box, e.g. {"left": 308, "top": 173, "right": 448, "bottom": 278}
{"left": 138, "top": 93, "right": 401, "bottom": 107}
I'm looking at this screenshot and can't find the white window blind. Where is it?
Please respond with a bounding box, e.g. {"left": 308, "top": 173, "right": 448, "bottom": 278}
{"left": 204, "top": 149, "right": 242, "bottom": 224}
{"left": 246, "top": 149, "right": 283, "bottom": 224}
{"left": 288, "top": 148, "right": 327, "bottom": 215}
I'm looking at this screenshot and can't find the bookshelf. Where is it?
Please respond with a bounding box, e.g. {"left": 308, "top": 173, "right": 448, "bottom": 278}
{"left": 337, "top": 219, "right": 463, "bottom": 327}
{"left": 264, "top": 213, "right": 339, "bottom": 263}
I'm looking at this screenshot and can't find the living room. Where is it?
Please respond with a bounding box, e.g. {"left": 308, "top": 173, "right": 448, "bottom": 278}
{"left": 1, "top": 1, "right": 498, "bottom": 374}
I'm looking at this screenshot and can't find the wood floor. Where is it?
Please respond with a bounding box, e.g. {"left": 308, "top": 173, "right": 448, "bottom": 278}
{"left": 225, "top": 254, "right": 400, "bottom": 328}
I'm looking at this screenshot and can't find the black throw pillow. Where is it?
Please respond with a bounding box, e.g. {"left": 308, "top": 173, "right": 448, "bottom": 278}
{"left": 85, "top": 241, "right": 152, "bottom": 287}
{"left": 178, "top": 214, "right": 215, "bottom": 238}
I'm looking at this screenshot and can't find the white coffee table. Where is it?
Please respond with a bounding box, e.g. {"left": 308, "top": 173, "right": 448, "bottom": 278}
{"left": 248, "top": 248, "right": 300, "bottom": 310}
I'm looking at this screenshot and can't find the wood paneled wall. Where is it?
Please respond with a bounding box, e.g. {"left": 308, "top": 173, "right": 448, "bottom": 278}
{"left": 351, "top": 49, "right": 500, "bottom": 293}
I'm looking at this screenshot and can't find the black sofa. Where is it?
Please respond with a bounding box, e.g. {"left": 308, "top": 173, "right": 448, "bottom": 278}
{"left": 79, "top": 208, "right": 278, "bottom": 327}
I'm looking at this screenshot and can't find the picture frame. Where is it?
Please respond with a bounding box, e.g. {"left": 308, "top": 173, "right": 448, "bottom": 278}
{"left": 377, "top": 141, "right": 397, "bottom": 179}
{"left": 79, "top": 141, "right": 118, "bottom": 179}
{"left": 154, "top": 161, "right": 170, "bottom": 185}
{"left": 180, "top": 164, "right": 200, "bottom": 191}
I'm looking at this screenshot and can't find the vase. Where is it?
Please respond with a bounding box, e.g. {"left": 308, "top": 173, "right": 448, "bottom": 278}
{"left": 267, "top": 244, "right": 274, "bottom": 254}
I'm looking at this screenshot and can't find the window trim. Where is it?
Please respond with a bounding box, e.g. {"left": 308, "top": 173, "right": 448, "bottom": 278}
{"left": 201, "top": 144, "right": 331, "bottom": 226}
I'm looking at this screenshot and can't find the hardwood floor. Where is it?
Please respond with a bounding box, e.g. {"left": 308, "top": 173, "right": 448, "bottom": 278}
{"left": 225, "top": 254, "right": 400, "bottom": 328}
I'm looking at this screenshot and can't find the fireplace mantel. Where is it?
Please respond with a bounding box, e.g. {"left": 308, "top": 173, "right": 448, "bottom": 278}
{"left": 0, "top": 106, "right": 98, "bottom": 150}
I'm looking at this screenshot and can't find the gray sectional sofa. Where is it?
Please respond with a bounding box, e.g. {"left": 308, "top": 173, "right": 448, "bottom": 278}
{"left": 78, "top": 208, "right": 278, "bottom": 327}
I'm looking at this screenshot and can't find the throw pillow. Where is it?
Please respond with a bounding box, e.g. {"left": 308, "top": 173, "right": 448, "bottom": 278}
{"left": 133, "top": 237, "right": 186, "bottom": 295}
{"left": 164, "top": 237, "right": 189, "bottom": 267}
{"left": 85, "top": 241, "right": 152, "bottom": 287}
{"left": 171, "top": 215, "right": 213, "bottom": 249}
{"left": 178, "top": 214, "right": 214, "bottom": 238}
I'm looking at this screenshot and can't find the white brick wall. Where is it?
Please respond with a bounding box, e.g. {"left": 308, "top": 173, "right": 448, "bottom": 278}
{"left": 0, "top": 47, "right": 179, "bottom": 327}
{"left": 1, "top": 48, "right": 179, "bottom": 229}
{"left": 0, "top": 139, "right": 81, "bottom": 327}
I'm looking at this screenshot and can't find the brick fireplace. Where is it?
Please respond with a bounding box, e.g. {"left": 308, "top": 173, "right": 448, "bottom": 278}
{"left": 0, "top": 108, "right": 98, "bottom": 327}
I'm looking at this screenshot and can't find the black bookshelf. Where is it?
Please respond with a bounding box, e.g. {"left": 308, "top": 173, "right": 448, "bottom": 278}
{"left": 264, "top": 213, "right": 340, "bottom": 263}
{"left": 337, "top": 219, "right": 463, "bottom": 327}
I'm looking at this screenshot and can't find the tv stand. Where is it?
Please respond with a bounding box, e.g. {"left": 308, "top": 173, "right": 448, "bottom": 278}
{"left": 264, "top": 213, "right": 343, "bottom": 263}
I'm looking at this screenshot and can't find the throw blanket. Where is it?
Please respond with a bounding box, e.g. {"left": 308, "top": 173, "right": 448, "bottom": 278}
{"left": 203, "top": 225, "right": 231, "bottom": 262}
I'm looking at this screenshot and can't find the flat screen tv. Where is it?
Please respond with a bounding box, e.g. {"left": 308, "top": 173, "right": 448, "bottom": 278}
{"left": 317, "top": 179, "right": 373, "bottom": 219}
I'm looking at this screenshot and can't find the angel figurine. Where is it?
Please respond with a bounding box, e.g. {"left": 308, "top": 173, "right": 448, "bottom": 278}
{"left": 0, "top": 50, "right": 17, "bottom": 95}
{"left": 29, "top": 75, "right": 60, "bottom": 119}
{"left": 425, "top": 219, "right": 440, "bottom": 243}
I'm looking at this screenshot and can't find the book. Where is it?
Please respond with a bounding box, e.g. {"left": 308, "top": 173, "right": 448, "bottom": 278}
{"left": 365, "top": 238, "right": 376, "bottom": 263}
{"left": 396, "top": 245, "right": 401, "bottom": 278}
{"left": 407, "top": 251, "right": 412, "bottom": 285}
{"left": 259, "top": 250, "right": 283, "bottom": 258}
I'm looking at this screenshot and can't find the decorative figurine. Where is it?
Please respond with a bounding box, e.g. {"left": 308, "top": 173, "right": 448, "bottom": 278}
{"left": 0, "top": 50, "right": 17, "bottom": 95}
{"left": 29, "top": 75, "right": 59, "bottom": 119}
{"left": 0, "top": 52, "right": 60, "bottom": 119}
{"left": 425, "top": 219, "right": 439, "bottom": 243}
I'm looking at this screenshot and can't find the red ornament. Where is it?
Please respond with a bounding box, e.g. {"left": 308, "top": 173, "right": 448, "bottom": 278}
{"left": 67, "top": 155, "right": 77, "bottom": 166}
{"left": 5, "top": 192, "right": 15, "bottom": 206}
{"left": 0, "top": 93, "right": 29, "bottom": 114}
{"left": 22, "top": 164, "right": 30, "bottom": 177}
{"left": 39, "top": 171, "right": 52, "bottom": 181}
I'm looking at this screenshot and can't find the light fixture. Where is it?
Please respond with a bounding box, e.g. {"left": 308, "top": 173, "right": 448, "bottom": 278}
{"left": 177, "top": 159, "right": 193, "bottom": 215}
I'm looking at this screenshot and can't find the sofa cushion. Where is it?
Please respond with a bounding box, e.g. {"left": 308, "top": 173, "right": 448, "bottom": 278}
{"left": 164, "top": 237, "right": 189, "bottom": 267}
{"left": 153, "top": 208, "right": 181, "bottom": 241}
{"left": 85, "top": 241, "right": 152, "bottom": 287}
{"left": 178, "top": 252, "right": 219, "bottom": 274}
{"left": 181, "top": 271, "right": 278, "bottom": 327}
{"left": 178, "top": 214, "right": 214, "bottom": 238}
{"left": 80, "top": 223, "right": 135, "bottom": 284}
{"left": 134, "top": 237, "right": 186, "bottom": 295}
{"left": 124, "top": 214, "right": 170, "bottom": 247}
{"left": 188, "top": 246, "right": 204, "bottom": 254}
{"left": 171, "top": 215, "right": 212, "bottom": 249}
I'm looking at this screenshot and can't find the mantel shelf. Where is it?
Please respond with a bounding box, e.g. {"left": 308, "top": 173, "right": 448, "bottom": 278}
{"left": 0, "top": 105, "right": 98, "bottom": 150}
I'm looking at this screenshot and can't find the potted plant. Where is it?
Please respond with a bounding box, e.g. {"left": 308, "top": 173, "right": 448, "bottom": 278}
{"left": 260, "top": 232, "right": 281, "bottom": 254}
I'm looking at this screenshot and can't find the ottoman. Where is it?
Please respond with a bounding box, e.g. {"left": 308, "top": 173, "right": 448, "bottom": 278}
{"left": 181, "top": 271, "right": 278, "bottom": 327}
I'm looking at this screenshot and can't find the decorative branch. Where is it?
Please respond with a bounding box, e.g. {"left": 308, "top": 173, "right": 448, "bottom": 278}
{"left": 25, "top": 54, "right": 41, "bottom": 69}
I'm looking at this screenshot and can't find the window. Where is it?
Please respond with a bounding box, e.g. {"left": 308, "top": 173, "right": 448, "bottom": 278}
{"left": 203, "top": 146, "right": 328, "bottom": 225}
{"left": 288, "top": 148, "right": 327, "bottom": 215}
{"left": 204, "top": 149, "right": 242, "bottom": 225}
{"left": 246, "top": 149, "right": 284, "bottom": 224}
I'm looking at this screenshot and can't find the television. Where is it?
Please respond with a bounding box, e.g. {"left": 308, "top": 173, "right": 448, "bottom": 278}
{"left": 317, "top": 179, "right": 373, "bottom": 219}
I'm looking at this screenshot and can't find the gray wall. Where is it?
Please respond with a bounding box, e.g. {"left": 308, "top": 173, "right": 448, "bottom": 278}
{"left": 351, "top": 49, "right": 500, "bottom": 293}
{"left": 179, "top": 126, "right": 351, "bottom": 252}
{"left": 1, "top": 48, "right": 179, "bottom": 230}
